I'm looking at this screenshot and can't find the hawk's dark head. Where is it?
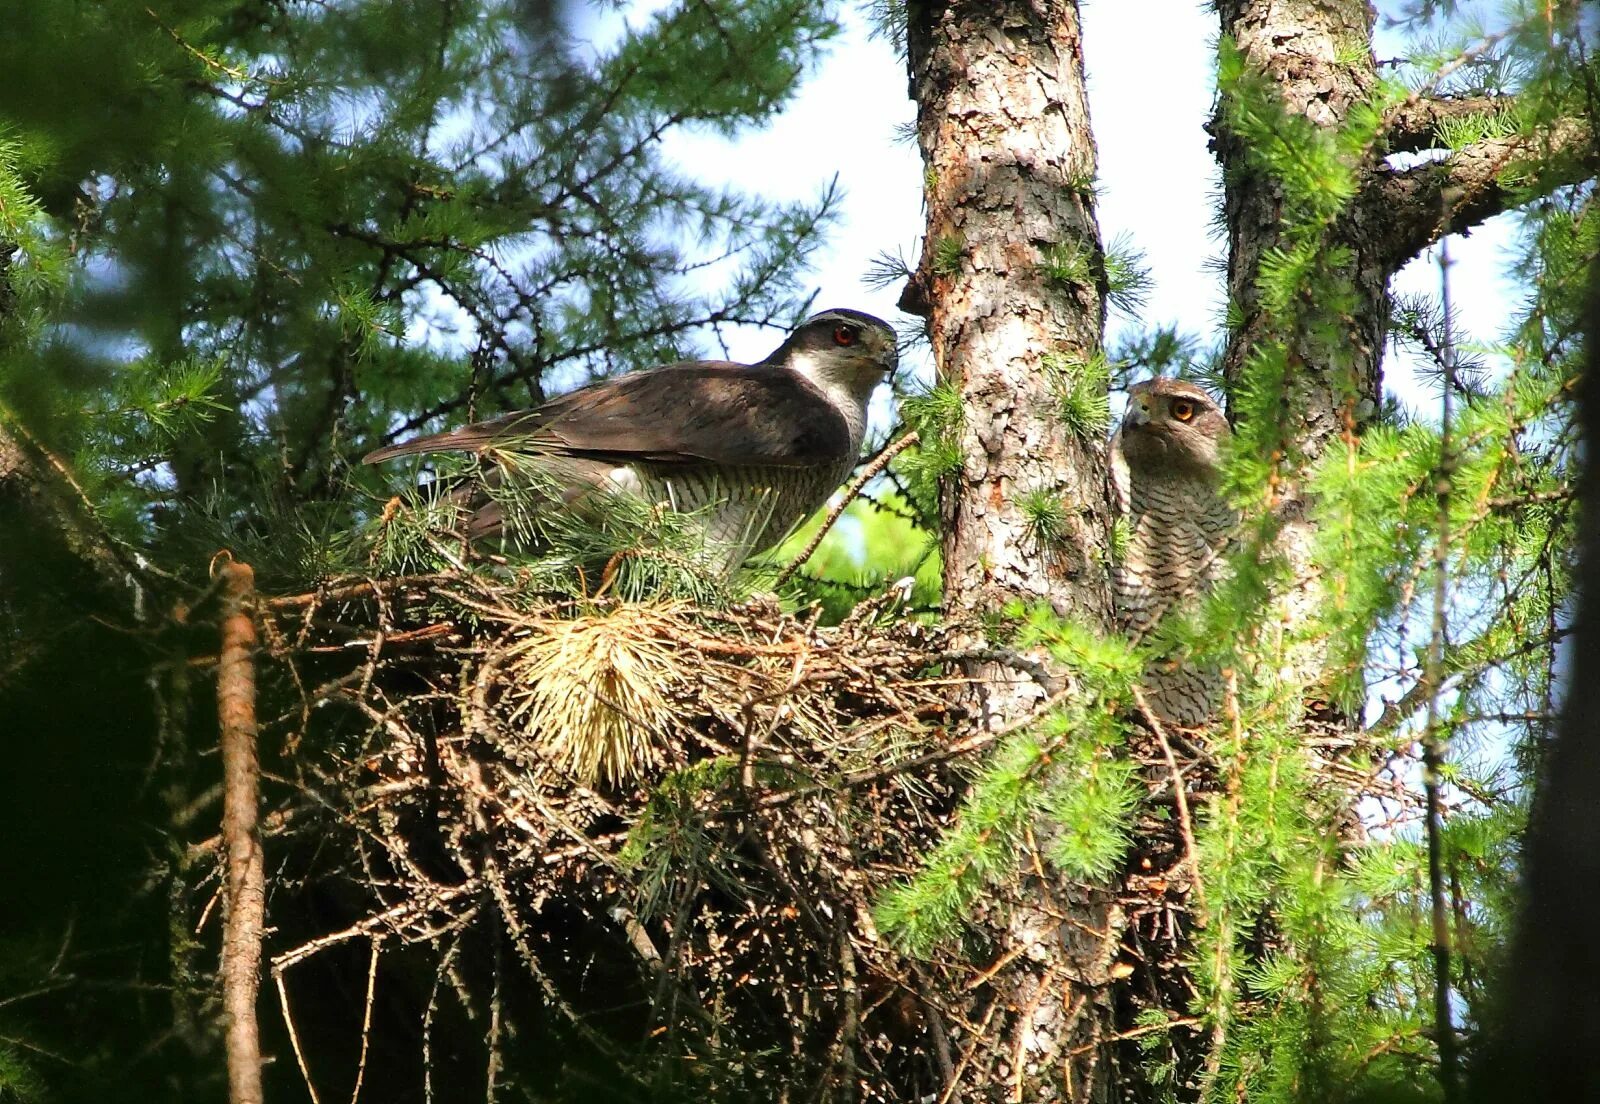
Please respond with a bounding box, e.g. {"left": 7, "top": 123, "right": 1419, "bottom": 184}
{"left": 767, "top": 308, "right": 897, "bottom": 412}
{"left": 1118, "top": 377, "right": 1229, "bottom": 478}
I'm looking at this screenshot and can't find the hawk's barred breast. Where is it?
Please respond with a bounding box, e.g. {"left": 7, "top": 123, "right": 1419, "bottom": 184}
{"left": 1111, "top": 378, "right": 1237, "bottom": 727}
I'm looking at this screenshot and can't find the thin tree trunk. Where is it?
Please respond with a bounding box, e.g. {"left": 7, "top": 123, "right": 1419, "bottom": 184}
{"left": 902, "top": 3, "right": 1119, "bottom": 1098}
{"left": 1215, "top": 0, "right": 1589, "bottom": 520}
{"left": 1208, "top": 1, "right": 1594, "bottom": 1094}
{"left": 218, "top": 559, "right": 266, "bottom": 1104}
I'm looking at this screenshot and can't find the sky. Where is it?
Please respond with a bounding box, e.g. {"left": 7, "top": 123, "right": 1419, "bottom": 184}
{"left": 583, "top": 0, "right": 1522, "bottom": 417}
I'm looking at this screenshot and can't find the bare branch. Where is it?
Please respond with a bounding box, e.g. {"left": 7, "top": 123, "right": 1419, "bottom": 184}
{"left": 774, "top": 431, "right": 920, "bottom": 588}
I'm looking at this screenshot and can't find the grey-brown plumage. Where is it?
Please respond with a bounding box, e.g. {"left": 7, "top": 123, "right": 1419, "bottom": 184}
{"left": 364, "top": 308, "right": 897, "bottom": 565}
{"left": 1110, "top": 378, "right": 1236, "bottom": 727}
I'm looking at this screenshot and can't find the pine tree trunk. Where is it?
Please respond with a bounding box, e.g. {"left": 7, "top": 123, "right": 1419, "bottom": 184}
{"left": 901, "top": 3, "right": 1121, "bottom": 1099}
{"left": 905, "top": 1, "right": 1112, "bottom": 657}
{"left": 1218, "top": 0, "right": 1386, "bottom": 437}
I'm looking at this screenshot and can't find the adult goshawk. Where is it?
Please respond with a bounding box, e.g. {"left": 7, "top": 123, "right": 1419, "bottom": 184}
{"left": 1110, "top": 377, "right": 1237, "bottom": 727}
{"left": 364, "top": 308, "right": 897, "bottom": 566}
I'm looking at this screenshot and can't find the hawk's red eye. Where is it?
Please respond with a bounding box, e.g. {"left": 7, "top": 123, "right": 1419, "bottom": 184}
{"left": 833, "top": 325, "right": 857, "bottom": 347}
{"left": 1170, "top": 399, "right": 1196, "bottom": 422}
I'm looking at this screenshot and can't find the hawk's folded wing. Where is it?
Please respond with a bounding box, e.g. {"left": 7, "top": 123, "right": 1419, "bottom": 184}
{"left": 363, "top": 363, "right": 852, "bottom": 469}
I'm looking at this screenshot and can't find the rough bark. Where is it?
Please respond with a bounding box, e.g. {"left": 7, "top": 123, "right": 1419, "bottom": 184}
{"left": 1217, "top": 0, "right": 1386, "bottom": 450}
{"left": 905, "top": 2, "right": 1112, "bottom": 651}
{"left": 1368, "top": 116, "right": 1595, "bottom": 272}
{"left": 902, "top": 2, "right": 1120, "bottom": 1099}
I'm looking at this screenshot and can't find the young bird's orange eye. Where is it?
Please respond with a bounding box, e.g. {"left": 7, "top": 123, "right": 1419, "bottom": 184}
{"left": 833, "top": 325, "right": 857, "bottom": 347}
{"left": 1170, "top": 398, "right": 1195, "bottom": 422}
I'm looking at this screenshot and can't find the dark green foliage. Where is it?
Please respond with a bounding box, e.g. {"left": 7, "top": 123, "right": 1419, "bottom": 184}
{"left": 0, "top": 0, "right": 842, "bottom": 593}
{"left": 0, "top": 137, "right": 66, "bottom": 343}
{"left": 620, "top": 756, "right": 752, "bottom": 921}
{"left": 0, "top": 1, "right": 846, "bottom": 1099}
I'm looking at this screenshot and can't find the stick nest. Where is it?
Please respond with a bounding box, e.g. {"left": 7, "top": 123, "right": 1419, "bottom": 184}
{"left": 238, "top": 572, "right": 989, "bottom": 1101}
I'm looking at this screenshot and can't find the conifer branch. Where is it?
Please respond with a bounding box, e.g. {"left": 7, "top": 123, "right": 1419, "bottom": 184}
{"left": 1133, "top": 686, "right": 1206, "bottom": 919}
{"left": 0, "top": 407, "right": 161, "bottom": 599}
{"left": 774, "top": 431, "right": 919, "bottom": 588}
{"left": 1381, "top": 95, "right": 1511, "bottom": 155}
{"left": 1421, "top": 241, "right": 1461, "bottom": 1104}
{"left": 1366, "top": 625, "right": 1573, "bottom": 742}
{"left": 1365, "top": 117, "right": 1594, "bottom": 271}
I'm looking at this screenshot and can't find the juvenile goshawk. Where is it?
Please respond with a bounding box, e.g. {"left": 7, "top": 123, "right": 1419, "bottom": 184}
{"left": 363, "top": 308, "right": 897, "bottom": 565}
{"left": 1110, "top": 378, "right": 1236, "bottom": 727}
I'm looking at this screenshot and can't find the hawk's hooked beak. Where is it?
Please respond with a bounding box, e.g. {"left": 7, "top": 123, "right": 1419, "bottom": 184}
{"left": 1123, "top": 400, "right": 1151, "bottom": 429}
{"left": 876, "top": 331, "right": 901, "bottom": 377}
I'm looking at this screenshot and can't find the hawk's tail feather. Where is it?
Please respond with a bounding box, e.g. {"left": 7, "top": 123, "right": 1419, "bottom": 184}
{"left": 362, "top": 440, "right": 433, "bottom": 465}
{"left": 363, "top": 413, "right": 551, "bottom": 464}
{"left": 362, "top": 433, "right": 491, "bottom": 465}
